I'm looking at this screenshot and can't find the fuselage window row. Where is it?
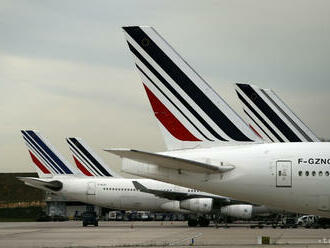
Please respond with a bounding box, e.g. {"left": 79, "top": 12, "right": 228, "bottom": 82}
{"left": 102, "top": 188, "right": 138, "bottom": 191}
{"left": 298, "top": 171, "right": 330, "bottom": 177}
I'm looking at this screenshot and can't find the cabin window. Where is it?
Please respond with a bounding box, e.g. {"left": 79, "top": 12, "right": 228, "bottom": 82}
{"left": 319, "top": 171, "right": 323, "bottom": 176}
{"left": 298, "top": 171, "right": 302, "bottom": 176}
{"left": 326, "top": 171, "right": 330, "bottom": 176}
{"left": 305, "top": 171, "right": 309, "bottom": 176}
{"left": 312, "top": 171, "right": 316, "bottom": 176}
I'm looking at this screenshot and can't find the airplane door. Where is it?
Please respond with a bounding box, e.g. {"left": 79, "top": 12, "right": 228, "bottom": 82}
{"left": 86, "top": 182, "right": 96, "bottom": 202}
{"left": 87, "top": 182, "right": 96, "bottom": 195}
{"left": 276, "top": 161, "right": 292, "bottom": 187}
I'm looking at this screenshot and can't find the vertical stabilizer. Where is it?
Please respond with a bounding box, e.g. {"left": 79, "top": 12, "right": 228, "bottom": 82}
{"left": 66, "top": 137, "right": 121, "bottom": 177}
{"left": 235, "top": 84, "right": 319, "bottom": 142}
{"left": 21, "top": 130, "right": 79, "bottom": 178}
{"left": 122, "top": 26, "right": 262, "bottom": 150}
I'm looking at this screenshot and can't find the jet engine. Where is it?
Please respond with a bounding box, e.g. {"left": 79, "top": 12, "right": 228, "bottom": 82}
{"left": 180, "top": 198, "right": 213, "bottom": 213}
{"left": 221, "top": 204, "right": 253, "bottom": 219}
{"left": 160, "top": 201, "right": 190, "bottom": 213}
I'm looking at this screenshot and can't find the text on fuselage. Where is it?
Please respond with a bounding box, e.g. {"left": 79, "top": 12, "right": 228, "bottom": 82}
{"left": 298, "top": 158, "right": 330, "bottom": 165}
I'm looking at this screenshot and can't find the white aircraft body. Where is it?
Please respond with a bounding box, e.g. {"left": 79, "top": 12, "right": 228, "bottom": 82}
{"left": 19, "top": 130, "right": 268, "bottom": 226}
{"left": 113, "top": 143, "right": 330, "bottom": 217}
{"left": 107, "top": 26, "right": 330, "bottom": 218}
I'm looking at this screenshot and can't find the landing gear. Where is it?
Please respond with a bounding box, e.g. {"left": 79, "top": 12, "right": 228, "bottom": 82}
{"left": 198, "top": 217, "right": 210, "bottom": 227}
{"left": 188, "top": 218, "right": 198, "bottom": 227}
{"left": 187, "top": 215, "right": 211, "bottom": 227}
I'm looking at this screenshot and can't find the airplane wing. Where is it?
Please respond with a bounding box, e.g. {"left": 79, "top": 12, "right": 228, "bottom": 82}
{"left": 132, "top": 181, "right": 201, "bottom": 201}
{"left": 104, "top": 149, "right": 234, "bottom": 174}
{"left": 132, "top": 181, "right": 248, "bottom": 205}
{"left": 17, "top": 177, "right": 63, "bottom": 191}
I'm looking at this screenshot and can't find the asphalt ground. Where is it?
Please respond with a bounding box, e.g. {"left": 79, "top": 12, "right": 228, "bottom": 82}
{"left": 0, "top": 221, "right": 330, "bottom": 247}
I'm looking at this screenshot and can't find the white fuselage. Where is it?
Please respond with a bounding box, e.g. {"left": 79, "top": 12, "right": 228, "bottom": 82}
{"left": 122, "top": 142, "right": 330, "bottom": 217}
{"left": 41, "top": 177, "right": 218, "bottom": 213}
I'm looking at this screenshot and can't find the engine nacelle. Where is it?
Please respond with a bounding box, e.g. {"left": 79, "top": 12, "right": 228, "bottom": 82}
{"left": 221, "top": 204, "right": 253, "bottom": 219}
{"left": 180, "top": 198, "right": 213, "bottom": 213}
{"left": 160, "top": 201, "right": 190, "bottom": 213}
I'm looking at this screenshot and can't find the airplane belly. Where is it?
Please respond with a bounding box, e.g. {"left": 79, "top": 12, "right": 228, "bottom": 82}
{"left": 120, "top": 196, "right": 158, "bottom": 210}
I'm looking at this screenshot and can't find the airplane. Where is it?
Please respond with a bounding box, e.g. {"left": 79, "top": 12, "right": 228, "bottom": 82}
{"left": 106, "top": 26, "right": 330, "bottom": 218}
{"left": 235, "top": 83, "right": 319, "bottom": 143}
{"left": 19, "top": 130, "right": 269, "bottom": 227}
{"left": 67, "top": 137, "right": 276, "bottom": 225}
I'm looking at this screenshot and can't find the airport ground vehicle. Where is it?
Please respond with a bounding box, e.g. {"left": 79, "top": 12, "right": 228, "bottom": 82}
{"left": 311, "top": 218, "right": 330, "bottom": 229}
{"left": 82, "top": 211, "right": 98, "bottom": 227}
{"left": 297, "top": 215, "right": 317, "bottom": 227}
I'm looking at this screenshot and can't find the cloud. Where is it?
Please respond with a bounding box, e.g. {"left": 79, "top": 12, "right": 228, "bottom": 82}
{"left": 0, "top": 0, "right": 330, "bottom": 173}
{"left": 0, "top": 54, "right": 163, "bottom": 173}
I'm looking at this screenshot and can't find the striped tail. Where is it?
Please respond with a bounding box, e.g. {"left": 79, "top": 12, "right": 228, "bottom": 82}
{"left": 235, "top": 84, "right": 319, "bottom": 142}
{"left": 122, "top": 26, "right": 262, "bottom": 150}
{"left": 21, "top": 130, "right": 78, "bottom": 178}
{"left": 66, "top": 137, "right": 120, "bottom": 177}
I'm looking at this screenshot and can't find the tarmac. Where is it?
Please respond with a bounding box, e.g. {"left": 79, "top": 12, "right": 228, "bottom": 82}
{"left": 1, "top": 221, "right": 330, "bottom": 247}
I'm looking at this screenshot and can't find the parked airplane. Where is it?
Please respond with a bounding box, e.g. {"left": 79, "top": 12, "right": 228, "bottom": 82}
{"left": 235, "top": 83, "right": 319, "bottom": 143}
{"left": 66, "top": 136, "right": 274, "bottom": 225}
{"left": 108, "top": 26, "right": 330, "bottom": 217}
{"left": 19, "top": 130, "right": 268, "bottom": 226}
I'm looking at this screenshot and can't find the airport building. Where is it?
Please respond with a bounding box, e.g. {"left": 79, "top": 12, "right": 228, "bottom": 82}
{"left": 0, "top": 173, "right": 99, "bottom": 219}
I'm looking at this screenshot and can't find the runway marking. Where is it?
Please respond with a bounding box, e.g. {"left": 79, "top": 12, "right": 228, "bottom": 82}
{"left": 169, "top": 232, "right": 202, "bottom": 246}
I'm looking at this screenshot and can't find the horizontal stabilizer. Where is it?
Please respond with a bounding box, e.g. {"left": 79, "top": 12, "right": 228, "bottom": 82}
{"left": 17, "top": 177, "right": 63, "bottom": 191}
{"left": 105, "top": 149, "right": 234, "bottom": 174}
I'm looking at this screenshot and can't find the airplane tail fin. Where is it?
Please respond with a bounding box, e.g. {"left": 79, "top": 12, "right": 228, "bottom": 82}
{"left": 235, "top": 83, "right": 319, "bottom": 142}
{"left": 21, "top": 130, "right": 78, "bottom": 178}
{"left": 122, "top": 26, "right": 262, "bottom": 150}
{"left": 66, "top": 137, "right": 120, "bottom": 177}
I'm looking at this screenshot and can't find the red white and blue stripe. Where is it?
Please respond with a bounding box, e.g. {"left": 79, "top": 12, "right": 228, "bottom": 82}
{"left": 21, "top": 130, "right": 74, "bottom": 175}
{"left": 235, "top": 84, "right": 319, "bottom": 143}
{"left": 122, "top": 26, "right": 261, "bottom": 150}
{"left": 66, "top": 137, "right": 119, "bottom": 177}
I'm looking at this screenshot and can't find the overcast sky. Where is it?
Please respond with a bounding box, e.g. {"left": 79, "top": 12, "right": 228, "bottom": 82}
{"left": 1, "top": 0, "right": 330, "bottom": 174}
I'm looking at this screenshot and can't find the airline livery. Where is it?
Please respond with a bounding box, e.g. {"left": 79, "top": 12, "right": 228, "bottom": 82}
{"left": 107, "top": 26, "right": 330, "bottom": 217}
{"left": 19, "top": 130, "right": 269, "bottom": 226}
{"left": 235, "top": 83, "right": 319, "bottom": 143}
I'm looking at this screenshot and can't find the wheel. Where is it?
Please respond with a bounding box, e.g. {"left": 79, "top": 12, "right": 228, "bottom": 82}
{"left": 198, "top": 218, "right": 210, "bottom": 227}
{"left": 188, "top": 219, "right": 198, "bottom": 227}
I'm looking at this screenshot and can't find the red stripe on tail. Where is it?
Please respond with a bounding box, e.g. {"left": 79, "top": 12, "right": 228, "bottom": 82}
{"left": 249, "top": 124, "right": 263, "bottom": 139}
{"left": 73, "top": 156, "right": 93, "bottom": 176}
{"left": 29, "top": 150, "right": 51, "bottom": 174}
{"left": 143, "top": 84, "right": 200, "bottom": 141}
